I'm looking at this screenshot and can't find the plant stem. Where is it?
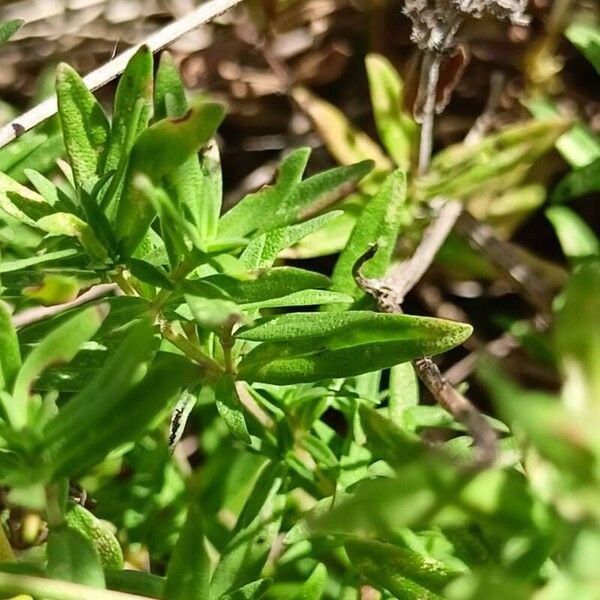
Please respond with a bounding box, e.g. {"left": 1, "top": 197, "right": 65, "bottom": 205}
{"left": 418, "top": 51, "right": 443, "bottom": 176}
{"left": 0, "top": 572, "right": 150, "bottom": 600}
{"left": 160, "top": 319, "right": 223, "bottom": 381}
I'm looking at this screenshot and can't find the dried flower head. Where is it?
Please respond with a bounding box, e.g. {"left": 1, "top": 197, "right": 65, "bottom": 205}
{"left": 403, "top": 0, "right": 529, "bottom": 52}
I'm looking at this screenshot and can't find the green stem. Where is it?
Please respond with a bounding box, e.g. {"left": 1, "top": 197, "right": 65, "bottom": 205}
{"left": 160, "top": 320, "right": 223, "bottom": 381}
{"left": 0, "top": 572, "right": 150, "bottom": 600}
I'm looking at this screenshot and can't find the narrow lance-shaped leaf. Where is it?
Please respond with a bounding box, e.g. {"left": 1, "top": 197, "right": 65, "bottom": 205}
{"left": 416, "top": 118, "right": 571, "bottom": 201}
{"left": 42, "top": 317, "right": 156, "bottom": 446}
{"left": 0, "top": 132, "right": 47, "bottom": 173}
{"left": 236, "top": 311, "right": 472, "bottom": 385}
{"left": 37, "top": 212, "right": 108, "bottom": 263}
{"left": 555, "top": 261, "right": 600, "bottom": 409}
{"left": 154, "top": 51, "right": 188, "bottom": 120}
{"left": 56, "top": 63, "right": 110, "bottom": 189}
{"left": 332, "top": 169, "right": 407, "bottom": 302}
{"left": 0, "top": 249, "right": 79, "bottom": 275}
{"left": 10, "top": 304, "right": 108, "bottom": 429}
{"left": 48, "top": 352, "right": 198, "bottom": 479}
{"left": 219, "top": 148, "right": 310, "bottom": 238}
{"left": 220, "top": 579, "right": 271, "bottom": 600}
{"left": 209, "top": 462, "right": 285, "bottom": 600}
{"left": 163, "top": 505, "right": 211, "bottom": 600}
{"left": 546, "top": 206, "right": 599, "bottom": 259}
{"left": 0, "top": 301, "right": 21, "bottom": 392}
{"left": 389, "top": 361, "right": 419, "bottom": 421}
{"left": 345, "top": 538, "right": 460, "bottom": 599}
{"left": 551, "top": 157, "right": 600, "bottom": 203}
{"left": 527, "top": 97, "right": 600, "bottom": 168}
{"left": 291, "top": 88, "right": 391, "bottom": 194}
{"left": 155, "top": 51, "right": 221, "bottom": 243}
{"left": 293, "top": 563, "right": 327, "bottom": 600}
{"left": 104, "top": 45, "right": 153, "bottom": 173}
{"left": 366, "top": 53, "right": 418, "bottom": 171}
{"left": 206, "top": 267, "right": 331, "bottom": 305}
{"left": 215, "top": 374, "right": 251, "bottom": 445}
{"left": 0, "top": 172, "right": 51, "bottom": 227}
{"left": 359, "top": 405, "right": 422, "bottom": 467}
{"left": 114, "top": 101, "right": 226, "bottom": 256}
{"left": 566, "top": 21, "right": 600, "bottom": 75}
{"left": 46, "top": 527, "right": 105, "bottom": 589}
{"left": 240, "top": 211, "right": 342, "bottom": 269}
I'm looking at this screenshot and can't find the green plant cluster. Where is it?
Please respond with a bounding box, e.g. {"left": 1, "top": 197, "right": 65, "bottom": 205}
{"left": 0, "top": 16, "right": 599, "bottom": 600}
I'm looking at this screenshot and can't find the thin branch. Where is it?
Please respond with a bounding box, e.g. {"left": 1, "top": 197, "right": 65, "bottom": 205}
{"left": 414, "top": 357, "right": 497, "bottom": 467}
{"left": 354, "top": 254, "right": 498, "bottom": 469}
{"left": 384, "top": 199, "right": 463, "bottom": 303}
{"left": 0, "top": 0, "right": 244, "bottom": 148}
{"left": 417, "top": 51, "right": 443, "bottom": 175}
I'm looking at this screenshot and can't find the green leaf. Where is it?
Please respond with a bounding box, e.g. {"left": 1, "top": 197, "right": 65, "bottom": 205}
{"left": 417, "top": 118, "right": 571, "bottom": 200}
{"left": 37, "top": 212, "right": 108, "bottom": 263}
{"left": 209, "top": 462, "right": 284, "bottom": 600}
{"left": 163, "top": 505, "right": 211, "bottom": 600}
{"left": 155, "top": 52, "right": 221, "bottom": 241}
{"left": 196, "top": 140, "right": 222, "bottom": 242}
{"left": 546, "top": 206, "right": 599, "bottom": 259}
{"left": 243, "top": 289, "right": 354, "bottom": 310}
{"left": 566, "top": 21, "right": 600, "bottom": 74}
{"left": 10, "top": 304, "right": 107, "bottom": 429}
{"left": 48, "top": 352, "right": 197, "bottom": 479}
{"left": 389, "top": 362, "right": 419, "bottom": 419}
{"left": 0, "top": 301, "right": 20, "bottom": 392}
{"left": 0, "top": 248, "right": 79, "bottom": 274}
{"left": 359, "top": 405, "right": 422, "bottom": 467}
{"left": 41, "top": 317, "right": 157, "bottom": 453}
{"left": 215, "top": 375, "right": 251, "bottom": 444}
{"left": 114, "top": 101, "right": 226, "bottom": 256}
{"left": 206, "top": 267, "right": 331, "bottom": 305}
{"left": 0, "top": 171, "right": 50, "bottom": 227}
{"left": 219, "top": 148, "right": 373, "bottom": 238}
{"left": 551, "top": 157, "right": 600, "bottom": 203}
{"left": 332, "top": 169, "right": 407, "bottom": 301}
{"left": 127, "top": 258, "right": 174, "bottom": 289}
{"left": 56, "top": 63, "right": 110, "bottom": 188}
{"left": 237, "top": 312, "right": 472, "bottom": 384}
{"left": 24, "top": 274, "right": 80, "bottom": 306}
{"left": 527, "top": 97, "right": 600, "bottom": 168}
{"left": 105, "top": 570, "right": 164, "bottom": 599}
{"left": 104, "top": 45, "right": 153, "bottom": 173}
{"left": 0, "top": 19, "right": 23, "bottom": 45}
{"left": 555, "top": 261, "right": 600, "bottom": 408}
{"left": 0, "top": 132, "right": 47, "bottom": 173}
{"left": 345, "top": 538, "right": 459, "bottom": 599}
{"left": 185, "top": 283, "right": 244, "bottom": 333}
{"left": 220, "top": 579, "right": 271, "bottom": 600}
{"left": 291, "top": 88, "right": 391, "bottom": 195}
{"left": 240, "top": 211, "right": 342, "bottom": 269}
{"left": 293, "top": 563, "right": 327, "bottom": 600}
{"left": 366, "top": 53, "right": 418, "bottom": 170}
{"left": 5, "top": 134, "right": 64, "bottom": 182}
{"left": 46, "top": 527, "right": 105, "bottom": 588}
{"left": 154, "top": 51, "right": 188, "bottom": 121}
